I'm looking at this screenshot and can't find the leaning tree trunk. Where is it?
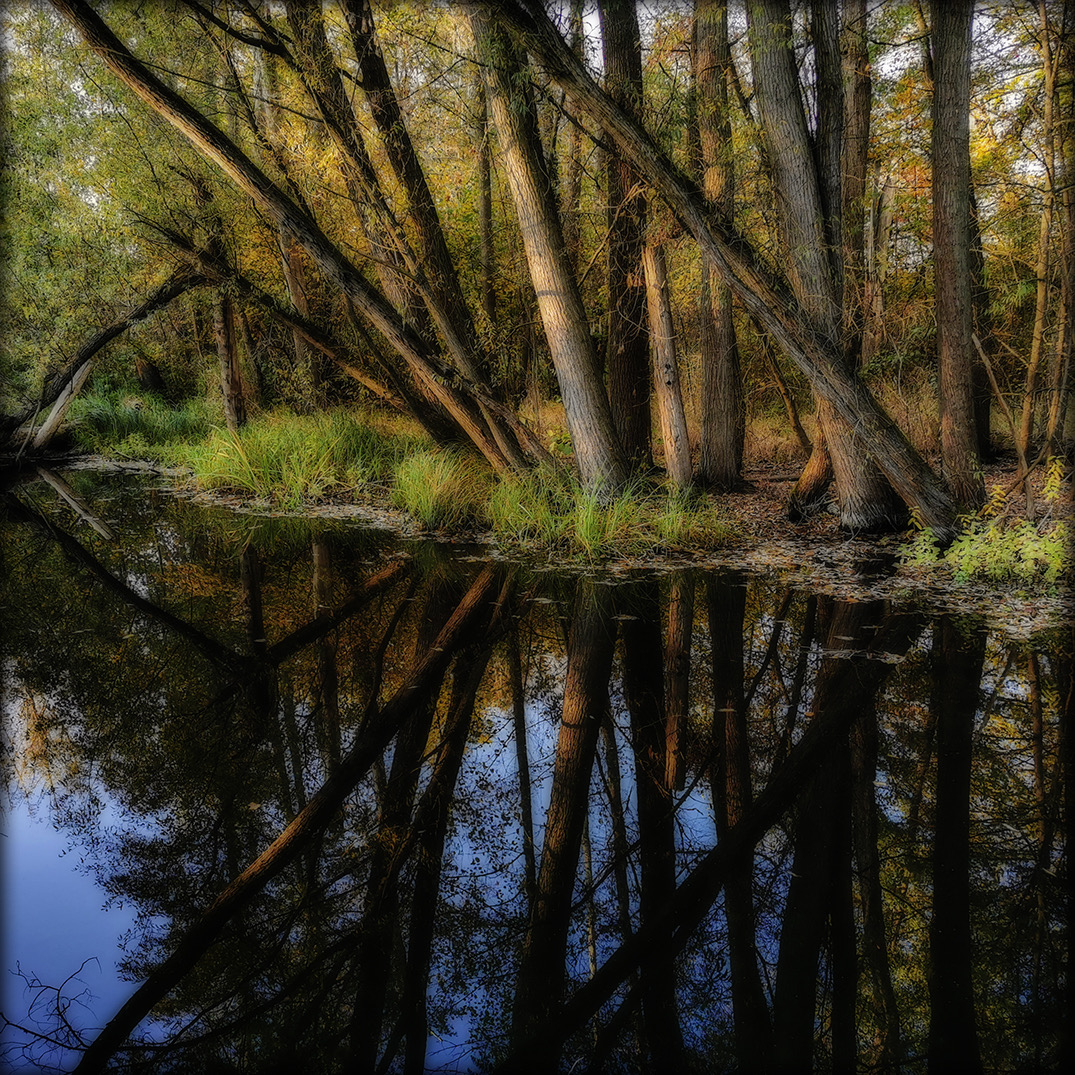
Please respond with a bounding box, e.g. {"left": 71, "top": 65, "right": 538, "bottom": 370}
{"left": 9, "top": 264, "right": 204, "bottom": 451}
{"left": 472, "top": 11, "right": 629, "bottom": 491}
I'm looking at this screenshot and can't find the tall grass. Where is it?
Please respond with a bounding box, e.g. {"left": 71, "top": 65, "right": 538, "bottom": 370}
{"left": 392, "top": 450, "right": 493, "bottom": 528}
{"left": 70, "top": 390, "right": 211, "bottom": 455}
{"left": 488, "top": 467, "right": 739, "bottom": 558}
{"left": 179, "top": 410, "right": 428, "bottom": 509}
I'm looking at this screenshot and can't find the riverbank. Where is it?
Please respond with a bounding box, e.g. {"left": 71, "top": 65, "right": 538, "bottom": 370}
{"left": 33, "top": 451, "right": 1072, "bottom": 640}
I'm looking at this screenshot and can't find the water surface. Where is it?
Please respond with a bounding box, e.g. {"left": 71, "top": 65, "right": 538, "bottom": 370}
{"left": 2, "top": 469, "right": 1070, "bottom": 1072}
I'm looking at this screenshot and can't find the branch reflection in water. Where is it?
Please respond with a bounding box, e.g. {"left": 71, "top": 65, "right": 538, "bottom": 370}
{"left": 1, "top": 471, "right": 1070, "bottom": 1073}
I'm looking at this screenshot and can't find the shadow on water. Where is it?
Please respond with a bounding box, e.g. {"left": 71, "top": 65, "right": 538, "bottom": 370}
{"left": 1, "top": 470, "right": 1071, "bottom": 1073}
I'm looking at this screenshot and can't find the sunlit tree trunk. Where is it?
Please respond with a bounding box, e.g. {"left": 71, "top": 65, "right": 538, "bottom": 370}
{"left": 931, "top": 0, "right": 984, "bottom": 508}
{"left": 694, "top": 0, "right": 744, "bottom": 490}
{"left": 472, "top": 12, "right": 629, "bottom": 492}
{"left": 642, "top": 244, "right": 693, "bottom": 487}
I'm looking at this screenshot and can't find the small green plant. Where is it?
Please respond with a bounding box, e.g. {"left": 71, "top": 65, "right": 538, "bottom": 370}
{"left": 902, "top": 483, "right": 1071, "bottom": 587}
{"left": 70, "top": 390, "right": 211, "bottom": 454}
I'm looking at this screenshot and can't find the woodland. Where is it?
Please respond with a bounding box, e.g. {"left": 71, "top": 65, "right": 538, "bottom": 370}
{"left": 1, "top": 0, "right": 1074, "bottom": 557}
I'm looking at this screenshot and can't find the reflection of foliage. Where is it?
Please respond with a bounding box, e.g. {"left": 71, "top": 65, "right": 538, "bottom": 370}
{"left": 2, "top": 473, "right": 1069, "bottom": 1072}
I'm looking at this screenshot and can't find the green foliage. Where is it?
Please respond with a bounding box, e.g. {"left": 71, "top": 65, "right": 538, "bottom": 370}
{"left": 487, "top": 470, "right": 739, "bottom": 560}
{"left": 903, "top": 483, "right": 1071, "bottom": 587}
{"left": 391, "top": 450, "right": 493, "bottom": 529}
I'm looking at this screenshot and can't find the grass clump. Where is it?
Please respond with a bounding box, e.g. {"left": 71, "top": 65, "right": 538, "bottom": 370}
{"left": 70, "top": 390, "right": 211, "bottom": 456}
{"left": 179, "top": 410, "right": 426, "bottom": 508}
{"left": 488, "top": 468, "right": 738, "bottom": 559}
{"left": 392, "top": 449, "right": 493, "bottom": 529}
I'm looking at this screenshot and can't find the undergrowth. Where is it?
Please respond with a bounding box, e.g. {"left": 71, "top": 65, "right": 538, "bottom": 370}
{"left": 903, "top": 458, "right": 1072, "bottom": 586}
{"left": 176, "top": 410, "right": 428, "bottom": 509}
{"left": 70, "top": 390, "right": 211, "bottom": 455}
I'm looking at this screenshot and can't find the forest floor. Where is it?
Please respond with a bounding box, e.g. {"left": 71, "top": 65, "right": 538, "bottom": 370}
{"left": 57, "top": 449, "right": 1071, "bottom": 640}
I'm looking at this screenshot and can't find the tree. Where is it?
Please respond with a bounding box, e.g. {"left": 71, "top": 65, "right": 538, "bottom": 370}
{"left": 470, "top": 11, "right": 630, "bottom": 491}
{"left": 490, "top": 0, "right": 959, "bottom": 539}
{"left": 931, "top": 0, "right": 985, "bottom": 508}
{"left": 693, "top": 0, "right": 744, "bottom": 490}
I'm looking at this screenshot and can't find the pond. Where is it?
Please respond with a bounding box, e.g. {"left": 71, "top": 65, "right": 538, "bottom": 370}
{"left": 2, "top": 468, "right": 1071, "bottom": 1073}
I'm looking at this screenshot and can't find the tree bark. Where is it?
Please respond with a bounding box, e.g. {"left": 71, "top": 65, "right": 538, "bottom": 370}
{"left": 931, "top": 0, "right": 985, "bottom": 508}
{"left": 642, "top": 244, "right": 693, "bottom": 488}
{"left": 694, "top": 0, "right": 744, "bottom": 490}
{"left": 473, "top": 11, "right": 629, "bottom": 491}
{"left": 598, "top": 0, "right": 651, "bottom": 467}
{"left": 213, "top": 291, "right": 246, "bottom": 433}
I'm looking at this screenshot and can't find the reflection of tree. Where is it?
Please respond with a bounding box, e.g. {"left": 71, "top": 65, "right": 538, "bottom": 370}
{"left": 927, "top": 617, "right": 985, "bottom": 1073}
{"left": 707, "top": 574, "right": 771, "bottom": 1066}
{"left": 511, "top": 577, "right": 616, "bottom": 1074}
{"left": 4, "top": 483, "right": 1071, "bottom": 1073}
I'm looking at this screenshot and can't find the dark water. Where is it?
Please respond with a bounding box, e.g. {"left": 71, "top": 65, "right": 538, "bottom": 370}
{"left": 1, "top": 469, "right": 1071, "bottom": 1073}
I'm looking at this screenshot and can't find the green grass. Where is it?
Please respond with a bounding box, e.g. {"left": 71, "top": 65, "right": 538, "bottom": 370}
{"left": 487, "top": 467, "right": 738, "bottom": 559}
{"left": 392, "top": 449, "right": 493, "bottom": 529}
{"left": 176, "top": 410, "right": 429, "bottom": 509}
{"left": 72, "top": 395, "right": 741, "bottom": 555}
{"left": 70, "top": 390, "right": 211, "bottom": 455}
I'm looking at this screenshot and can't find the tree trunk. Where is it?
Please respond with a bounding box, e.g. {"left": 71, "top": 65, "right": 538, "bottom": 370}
{"left": 642, "top": 244, "right": 693, "bottom": 488}
{"left": 599, "top": 0, "right": 651, "bottom": 467}
{"left": 491, "top": 0, "right": 959, "bottom": 539}
{"left": 931, "top": 0, "right": 984, "bottom": 508}
{"left": 213, "top": 291, "right": 246, "bottom": 433}
{"left": 695, "top": 0, "right": 744, "bottom": 490}
{"left": 472, "top": 11, "right": 629, "bottom": 491}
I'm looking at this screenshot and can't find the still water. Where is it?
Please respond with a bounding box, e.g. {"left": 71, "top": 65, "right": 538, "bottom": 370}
{"left": 1, "top": 468, "right": 1070, "bottom": 1073}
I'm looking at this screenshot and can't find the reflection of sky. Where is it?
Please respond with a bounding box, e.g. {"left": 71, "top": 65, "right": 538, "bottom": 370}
{"left": 1, "top": 794, "right": 140, "bottom": 1072}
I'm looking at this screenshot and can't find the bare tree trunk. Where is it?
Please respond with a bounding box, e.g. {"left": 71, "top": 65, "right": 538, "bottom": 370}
{"left": 931, "top": 0, "right": 985, "bottom": 508}
{"left": 473, "top": 11, "right": 629, "bottom": 491}
{"left": 599, "top": 0, "right": 651, "bottom": 467}
{"left": 695, "top": 0, "right": 744, "bottom": 490}
{"left": 642, "top": 244, "right": 693, "bottom": 487}
{"left": 214, "top": 291, "right": 246, "bottom": 433}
